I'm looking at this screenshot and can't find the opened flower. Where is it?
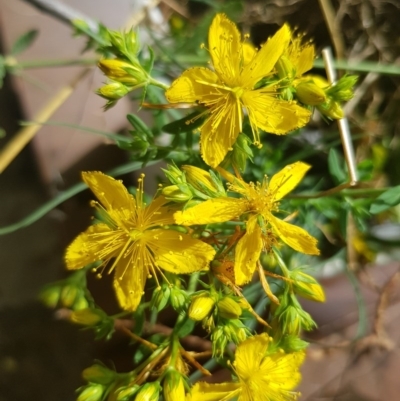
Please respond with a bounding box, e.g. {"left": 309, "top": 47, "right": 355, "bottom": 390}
{"left": 186, "top": 333, "right": 305, "bottom": 401}
{"left": 165, "top": 13, "right": 311, "bottom": 168}
{"left": 175, "top": 162, "right": 319, "bottom": 285}
{"left": 65, "top": 172, "right": 215, "bottom": 311}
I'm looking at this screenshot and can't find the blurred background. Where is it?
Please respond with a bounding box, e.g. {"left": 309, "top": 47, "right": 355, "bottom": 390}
{"left": 0, "top": 0, "right": 400, "bottom": 400}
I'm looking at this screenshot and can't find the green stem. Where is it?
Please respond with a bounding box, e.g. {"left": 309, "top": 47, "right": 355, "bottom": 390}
{"left": 188, "top": 272, "right": 200, "bottom": 293}
{"left": 6, "top": 56, "right": 98, "bottom": 69}
{"left": 149, "top": 77, "right": 169, "bottom": 91}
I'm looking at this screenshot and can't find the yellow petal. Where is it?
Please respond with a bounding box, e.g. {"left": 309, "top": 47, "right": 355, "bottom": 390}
{"left": 166, "top": 67, "right": 220, "bottom": 104}
{"left": 186, "top": 382, "right": 240, "bottom": 401}
{"left": 242, "top": 42, "right": 257, "bottom": 67}
{"left": 268, "top": 215, "right": 320, "bottom": 255}
{"left": 241, "top": 24, "right": 290, "bottom": 88}
{"left": 259, "top": 350, "right": 305, "bottom": 391}
{"left": 242, "top": 89, "right": 311, "bottom": 135}
{"left": 208, "top": 13, "right": 241, "bottom": 87}
{"left": 268, "top": 162, "right": 311, "bottom": 201}
{"left": 235, "top": 333, "right": 270, "bottom": 380}
{"left": 200, "top": 94, "right": 242, "bottom": 168}
{"left": 296, "top": 44, "right": 314, "bottom": 76}
{"left": 234, "top": 215, "right": 263, "bottom": 285}
{"left": 174, "top": 198, "right": 248, "bottom": 225}
{"left": 82, "top": 171, "right": 135, "bottom": 213}
{"left": 113, "top": 247, "right": 148, "bottom": 311}
{"left": 65, "top": 223, "right": 120, "bottom": 270}
{"left": 145, "top": 229, "right": 215, "bottom": 274}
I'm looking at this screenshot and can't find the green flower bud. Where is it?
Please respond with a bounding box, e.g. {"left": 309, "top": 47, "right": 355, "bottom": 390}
{"left": 60, "top": 284, "right": 79, "bottom": 308}
{"left": 217, "top": 297, "right": 242, "bottom": 319}
{"left": 279, "top": 305, "right": 302, "bottom": 335}
{"left": 295, "top": 81, "right": 327, "bottom": 105}
{"left": 182, "top": 165, "right": 223, "bottom": 197}
{"left": 97, "top": 82, "right": 130, "bottom": 100}
{"left": 116, "top": 385, "right": 140, "bottom": 401}
{"left": 150, "top": 285, "right": 171, "bottom": 312}
{"left": 70, "top": 308, "right": 103, "bottom": 326}
{"left": 163, "top": 371, "right": 186, "bottom": 401}
{"left": 170, "top": 287, "right": 188, "bottom": 312}
{"left": 98, "top": 59, "right": 145, "bottom": 85}
{"left": 163, "top": 164, "right": 186, "bottom": 185}
{"left": 317, "top": 100, "right": 344, "bottom": 119}
{"left": 162, "top": 184, "right": 192, "bottom": 202}
{"left": 73, "top": 296, "right": 90, "bottom": 311}
{"left": 77, "top": 384, "right": 104, "bottom": 401}
{"left": 82, "top": 364, "right": 116, "bottom": 385}
{"left": 188, "top": 294, "right": 215, "bottom": 321}
{"left": 276, "top": 55, "right": 295, "bottom": 80}
{"left": 291, "top": 271, "right": 326, "bottom": 303}
{"left": 39, "top": 285, "right": 60, "bottom": 308}
{"left": 135, "top": 382, "right": 161, "bottom": 401}
{"left": 211, "top": 326, "right": 227, "bottom": 357}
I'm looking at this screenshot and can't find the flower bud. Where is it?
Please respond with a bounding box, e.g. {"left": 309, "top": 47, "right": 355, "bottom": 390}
{"left": 291, "top": 271, "right": 326, "bottom": 303}
{"left": 188, "top": 294, "right": 215, "bottom": 321}
{"left": 135, "top": 382, "right": 161, "bottom": 401}
{"left": 60, "top": 284, "right": 79, "bottom": 308}
{"left": 317, "top": 100, "right": 344, "bottom": 119}
{"left": 150, "top": 285, "right": 171, "bottom": 312}
{"left": 98, "top": 59, "right": 146, "bottom": 85}
{"left": 162, "top": 184, "right": 192, "bottom": 202}
{"left": 280, "top": 305, "right": 301, "bottom": 335}
{"left": 97, "top": 82, "right": 130, "bottom": 100}
{"left": 77, "top": 384, "right": 104, "bottom": 401}
{"left": 217, "top": 297, "right": 242, "bottom": 319}
{"left": 163, "top": 371, "right": 186, "bottom": 401}
{"left": 39, "top": 285, "right": 60, "bottom": 308}
{"left": 276, "top": 55, "right": 295, "bottom": 80}
{"left": 295, "top": 81, "right": 327, "bottom": 105}
{"left": 181, "top": 165, "right": 221, "bottom": 197}
{"left": 170, "top": 286, "right": 188, "bottom": 312}
{"left": 82, "top": 364, "right": 116, "bottom": 385}
{"left": 116, "top": 385, "right": 140, "bottom": 401}
{"left": 70, "top": 308, "right": 103, "bottom": 326}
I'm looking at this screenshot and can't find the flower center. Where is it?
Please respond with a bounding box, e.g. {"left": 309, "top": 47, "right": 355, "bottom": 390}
{"left": 130, "top": 229, "right": 143, "bottom": 241}
{"left": 232, "top": 86, "right": 244, "bottom": 99}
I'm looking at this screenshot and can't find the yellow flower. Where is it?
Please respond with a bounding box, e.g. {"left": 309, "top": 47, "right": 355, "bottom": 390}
{"left": 175, "top": 162, "right": 319, "bottom": 285}
{"left": 165, "top": 13, "right": 311, "bottom": 168}
{"left": 186, "top": 333, "right": 305, "bottom": 401}
{"left": 65, "top": 172, "right": 215, "bottom": 311}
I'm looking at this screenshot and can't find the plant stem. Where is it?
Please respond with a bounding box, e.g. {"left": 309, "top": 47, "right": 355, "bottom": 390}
{"left": 6, "top": 57, "right": 98, "bottom": 69}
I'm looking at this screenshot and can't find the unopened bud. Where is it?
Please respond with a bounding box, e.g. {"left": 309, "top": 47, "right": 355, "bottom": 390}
{"left": 291, "top": 271, "right": 325, "bottom": 303}
{"left": 170, "top": 287, "right": 188, "bottom": 312}
{"left": 162, "top": 184, "right": 192, "bottom": 202}
{"left": 163, "top": 371, "right": 186, "bottom": 401}
{"left": 317, "top": 100, "right": 344, "bottom": 119}
{"left": 188, "top": 294, "right": 215, "bottom": 321}
{"left": 82, "top": 364, "right": 116, "bottom": 385}
{"left": 70, "top": 308, "right": 103, "bottom": 326}
{"left": 77, "top": 384, "right": 104, "bottom": 401}
{"left": 150, "top": 285, "right": 170, "bottom": 312}
{"left": 217, "top": 297, "right": 242, "bottom": 319}
{"left": 276, "top": 55, "right": 295, "bottom": 80}
{"left": 98, "top": 59, "right": 146, "bottom": 85}
{"left": 182, "top": 165, "right": 221, "bottom": 196}
{"left": 295, "top": 81, "right": 327, "bottom": 105}
{"left": 97, "top": 82, "right": 129, "bottom": 100}
{"left": 60, "top": 285, "right": 79, "bottom": 308}
{"left": 39, "top": 285, "right": 60, "bottom": 308}
{"left": 280, "top": 305, "right": 301, "bottom": 335}
{"left": 116, "top": 385, "right": 140, "bottom": 401}
{"left": 135, "top": 382, "right": 161, "bottom": 401}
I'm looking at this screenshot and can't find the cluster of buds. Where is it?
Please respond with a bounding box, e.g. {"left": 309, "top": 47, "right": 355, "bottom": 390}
{"left": 96, "top": 30, "right": 153, "bottom": 108}
{"left": 150, "top": 280, "right": 190, "bottom": 313}
{"left": 188, "top": 291, "right": 249, "bottom": 357}
{"left": 162, "top": 164, "right": 226, "bottom": 205}
{"left": 39, "top": 271, "right": 89, "bottom": 310}
{"left": 274, "top": 292, "right": 316, "bottom": 336}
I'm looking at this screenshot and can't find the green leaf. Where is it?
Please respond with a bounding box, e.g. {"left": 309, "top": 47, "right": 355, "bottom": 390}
{"left": 127, "top": 113, "right": 153, "bottom": 138}
{"left": 328, "top": 148, "right": 346, "bottom": 185}
{"left": 143, "top": 46, "right": 155, "bottom": 74}
{"left": 369, "top": 185, "right": 400, "bottom": 214}
{"left": 162, "top": 110, "right": 205, "bottom": 134}
{"left": 11, "top": 30, "right": 38, "bottom": 55}
{"left": 174, "top": 317, "right": 195, "bottom": 338}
